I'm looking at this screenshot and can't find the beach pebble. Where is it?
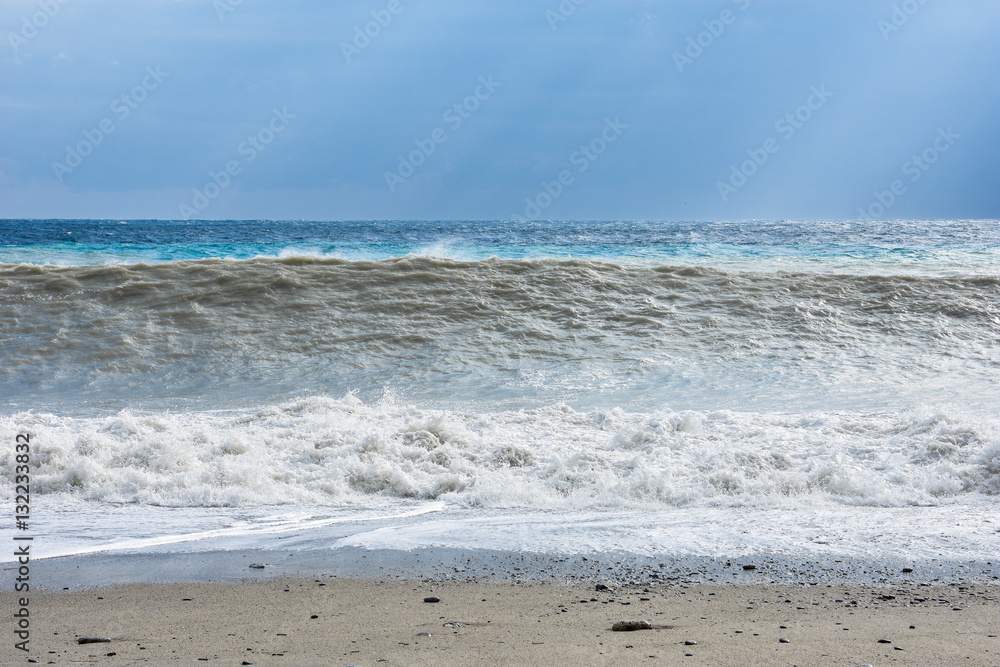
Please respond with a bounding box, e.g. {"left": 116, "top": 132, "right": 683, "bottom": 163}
{"left": 423, "top": 596, "right": 440, "bottom": 603}
{"left": 596, "top": 584, "right": 609, "bottom": 591}
{"left": 902, "top": 567, "right": 914, "bottom": 573}
{"left": 683, "top": 639, "right": 697, "bottom": 645}
{"left": 878, "top": 639, "right": 892, "bottom": 643}
{"left": 779, "top": 638, "right": 790, "bottom": 643}
{"left": 249, "top": 564, "right": 266, "bottom": 569}
{"left": 612, "top": 620, "right": 652, "bottom": 632}
{"left": 77, "top": 637, "right": 111, "bottom": 644}
{"left": 742, "top": 564, "right": 756, "bottom": 571}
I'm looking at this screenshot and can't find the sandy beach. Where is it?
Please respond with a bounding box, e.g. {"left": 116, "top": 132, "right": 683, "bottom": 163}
{"left": 6, "top": 576, "right": 998, "bottom": 666}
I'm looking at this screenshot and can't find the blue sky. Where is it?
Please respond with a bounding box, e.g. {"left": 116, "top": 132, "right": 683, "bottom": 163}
{"left": 1, "top": 0, "right": 998, "bottom": 221}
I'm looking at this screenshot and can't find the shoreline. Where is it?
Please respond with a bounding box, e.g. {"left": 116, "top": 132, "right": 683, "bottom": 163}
{"left": 14, "top": 544, "right": 1000, "bottom": 592}
{"left": 4, "top": 576, "right": 997, "bottom": 666}
{"left": 15, "top": 538, "right": 1000, "bottom": 591}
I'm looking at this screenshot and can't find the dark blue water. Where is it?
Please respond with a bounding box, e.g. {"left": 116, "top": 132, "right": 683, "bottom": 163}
{"left": 2, "top": 219, "right": 998, "bottom": 266}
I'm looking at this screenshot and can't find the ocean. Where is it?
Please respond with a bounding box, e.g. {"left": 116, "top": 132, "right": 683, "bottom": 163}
{"left": 2, "top": 219, "right": 998, "bottom": 580}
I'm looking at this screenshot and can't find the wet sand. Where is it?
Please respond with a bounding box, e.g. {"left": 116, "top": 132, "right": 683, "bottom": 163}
{"left": 5, "top": 578, "right": 998, "bottom": 666}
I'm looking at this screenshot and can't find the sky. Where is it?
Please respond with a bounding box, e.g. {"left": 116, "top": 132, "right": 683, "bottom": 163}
{"left": 1, "top": 0, "right": 998, "bottom": 221}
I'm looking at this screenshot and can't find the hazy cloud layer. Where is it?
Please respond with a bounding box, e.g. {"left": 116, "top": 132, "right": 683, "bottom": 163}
{"left": 1, "top": 0, "right": 997, "bottom": 220}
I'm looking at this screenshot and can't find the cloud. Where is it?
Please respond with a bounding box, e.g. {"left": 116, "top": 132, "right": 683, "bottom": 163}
{"left": 1, "top": 0, "right": 997, "bottom": 220}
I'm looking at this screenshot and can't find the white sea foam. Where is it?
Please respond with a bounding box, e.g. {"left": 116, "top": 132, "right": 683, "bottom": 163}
{"left": 14, "top": 497, "right": 998, "bottom": 566}
{"left": 3, "top": 396, "right": 997, "bottom": 509}
{"left": 335, "top": 503, "right": 1000, "bottom": 562}
{"left": 26, "top": 501, "right": 446, "bottom": 560}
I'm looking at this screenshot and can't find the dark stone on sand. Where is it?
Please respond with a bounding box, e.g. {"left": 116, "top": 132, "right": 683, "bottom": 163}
{"left": 878, "top": 639, "right": 892, "bottom": 643}
{"left": 895, "top": 646, "right": 905, "bottom": 651}
{"left": 902, "top": 567, "right": 914, "bottom": 573}
{"left": 612, "top": 620, "right": 653, "bottom": 632}
{"left": 683, "top": 639, "right": 697, "bottom": 645}
{"left": 242, "top": 662, "right": 254, "bottom": 665}
{"left": 77, "top": 637, "right": 111, "bottom": 644}
{"left": 249, "top": 564, "right": 266, "bottom": 569}
{"left": 779, "top": 638, "right": 790, "bottom": 643}
{"left": 596, "top": 584, "right": 609, "bottom": 590}
{"left": 423, "top": 596, "right": 441, "bottom": 603}
{"left": 310, "top": 615, "right": 318, "bottom": 619}
{"left": 742, "top": 565, "right": 756, "bottom": 571}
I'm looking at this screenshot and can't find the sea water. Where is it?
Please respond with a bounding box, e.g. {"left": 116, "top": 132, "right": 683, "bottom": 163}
{"left": 1, "top": 220, "right": 998, "bottom": 575}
